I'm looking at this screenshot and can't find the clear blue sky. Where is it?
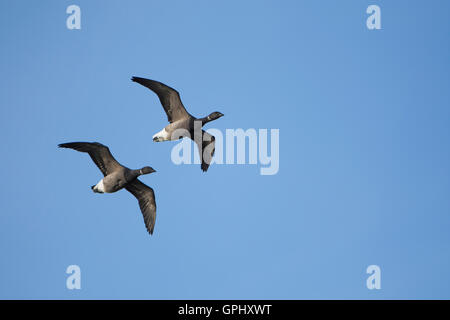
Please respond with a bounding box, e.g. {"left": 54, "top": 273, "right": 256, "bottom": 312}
{"left": 1, "top": 0, "right": 449, "bottom": 299}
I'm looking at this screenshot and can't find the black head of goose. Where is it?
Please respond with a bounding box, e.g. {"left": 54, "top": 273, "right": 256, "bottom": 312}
{"left": 58, "top": 142, "right": 157, "bottom": 235}
{"left": 198, "top": 111, "right": 225, "bottom": 126}
{"left": 131, "top": 76, "right": 224, "bottom": 172}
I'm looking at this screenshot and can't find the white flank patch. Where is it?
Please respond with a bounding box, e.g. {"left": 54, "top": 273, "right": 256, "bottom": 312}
{"left": 153, "top": 127, "right": 170, "bottom": 142}
{"left": 93, "top": 179, "right": 105, "bottom": 193}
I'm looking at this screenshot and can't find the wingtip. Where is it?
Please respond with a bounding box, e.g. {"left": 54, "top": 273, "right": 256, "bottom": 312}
{"left": 146, "top": 222, "right": 155, "bottom": 235}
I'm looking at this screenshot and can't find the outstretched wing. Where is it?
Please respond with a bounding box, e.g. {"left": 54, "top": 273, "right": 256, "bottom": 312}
{"left": 125, "top": 179, "right": 157, "bottom": 235}
{"left": 194, "top": 130, "right": 216, "bottom": 172}
{"left": 58, "top": 142, "right": 122, "bottom": 176}
{"left": 131, "top": 77, "right": 190, "bottom": 123}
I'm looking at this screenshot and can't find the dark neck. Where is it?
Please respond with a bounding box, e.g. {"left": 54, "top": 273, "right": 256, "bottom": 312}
{"left": 199, "top": 115, "right": 213, "bottom": 126}
{"left": 129, "top": 169, "right": 143, "bottom": 179}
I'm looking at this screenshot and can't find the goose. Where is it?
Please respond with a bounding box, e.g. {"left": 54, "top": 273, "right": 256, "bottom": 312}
{"left": 58, "top": 142, "right": 157, "bottom": 235}
{"left": 131, "top": 76, "right": 224, "bottom": 172}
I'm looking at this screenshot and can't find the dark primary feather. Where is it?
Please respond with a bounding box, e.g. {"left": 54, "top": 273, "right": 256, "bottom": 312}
{"left": 131, "top": 77, "right": 190, "bottom": 123}
{"left": 58, "top": 142, "right": 121, "bottom": 176}
{"left": 195, "top": 130, "right": 216, "bottom": 172}
{"left": 125, "top": 179, "right": 157, "bottom": 235}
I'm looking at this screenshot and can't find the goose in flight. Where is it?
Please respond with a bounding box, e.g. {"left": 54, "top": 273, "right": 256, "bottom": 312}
{"left": 58, "top": 142, "right": 157, "bottom": 235}
{"left": 131, "top": 76, "right": 224, "bottom": 172}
